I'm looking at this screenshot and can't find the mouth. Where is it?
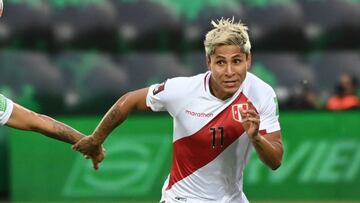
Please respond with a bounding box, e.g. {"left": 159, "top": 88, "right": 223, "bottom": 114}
{"left": 223, "top": 80, "right": 238, "bottom": 87}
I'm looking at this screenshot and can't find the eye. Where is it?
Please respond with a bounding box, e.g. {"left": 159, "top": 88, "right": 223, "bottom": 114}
{"left": 216, "top": 60, "right": 225, "bottom": 65}
{"left": 234, "top": 59, "right": 242, "bottom": 64}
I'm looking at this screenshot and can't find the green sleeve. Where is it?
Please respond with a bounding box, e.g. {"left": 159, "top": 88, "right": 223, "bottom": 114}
{"left": 0, "top": 94, "right": 7, "bottom": 112}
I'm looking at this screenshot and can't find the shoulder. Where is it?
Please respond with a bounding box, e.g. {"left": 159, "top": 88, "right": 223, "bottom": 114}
{"left": 244, "top": 72, "right": 276, "bottom": 97}
{"left": 148, "top": 72, "right": 207, "bottom": 100}
{"left": 243, "top": 72, "right": 277, "bottom": 110}
{"left": 146, "top": 73, "right": 207, "bottom": 113}
{"left": 163, "top": 72, "right": 207, "bottom": 94}
{"left": 166, "top": 72, "right": 206, "bottom": 87}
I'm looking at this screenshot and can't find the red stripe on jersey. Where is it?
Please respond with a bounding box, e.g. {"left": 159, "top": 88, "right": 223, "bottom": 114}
{"left": 259, "top": 129, "right": 267, "bottom": 135}
{"left": 166, "top": 93, "right": 249, "bottom": 190}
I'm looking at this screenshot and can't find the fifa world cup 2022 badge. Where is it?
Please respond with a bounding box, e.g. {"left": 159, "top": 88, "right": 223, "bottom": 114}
{"left": 232, "top": 103, "right": 248, "bottom": 122}
{"left": 153, "top": 81, "right": 166, "bottom": 95}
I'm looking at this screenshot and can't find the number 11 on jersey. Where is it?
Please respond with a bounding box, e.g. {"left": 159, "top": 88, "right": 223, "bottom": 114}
{"left": 210, "top": 127, "right": 224, "bottom": 148}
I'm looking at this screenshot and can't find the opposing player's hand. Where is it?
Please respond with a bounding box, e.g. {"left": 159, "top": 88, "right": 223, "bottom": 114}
{"left": 73, "top": 136, "right": 105, "bottom": 170}
{"left": 240, "top": 100, "right": 260, "bottom": 139}
{"left": 90, "top": 145, "right": 105, "bottom": 170}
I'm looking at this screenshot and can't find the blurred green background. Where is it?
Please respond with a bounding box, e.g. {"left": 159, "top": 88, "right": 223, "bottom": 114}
{"left": 4, "top": 112, "right": 360, "bottom": 202}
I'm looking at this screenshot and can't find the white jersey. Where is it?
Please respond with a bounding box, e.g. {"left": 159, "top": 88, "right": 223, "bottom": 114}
{"left": 146, "top": 71, "right": 280, "bottom": 203}
{"left": 0, "top": 94, "right": 14, "bottom": 125}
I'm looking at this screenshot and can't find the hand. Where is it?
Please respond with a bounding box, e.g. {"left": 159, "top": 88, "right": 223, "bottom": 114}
{"left": 73, "top": 136, "right": 105, "bottom": 170}
{"left": 87, "top": 145, "right": 105, "bottom": 170}
{"left": 240, "top": 100, "right": 260, "bottom": 139}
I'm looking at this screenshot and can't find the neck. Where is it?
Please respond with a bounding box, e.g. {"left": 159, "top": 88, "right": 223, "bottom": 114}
{"left": 209, "top": 77, "right": 232, "bottom": 100}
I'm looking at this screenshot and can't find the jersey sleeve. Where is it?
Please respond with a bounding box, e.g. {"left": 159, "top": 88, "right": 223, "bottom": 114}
{"left": 146, "top": 77, "right": 187, "bottom": 116}
{"left": 259, "top": 89, "right": 281, "bottom": 134}
{"left": 0, "top": 94, "right": 14, "bottom": 125}
{"left": 146, "top": 81, "right": 168, "bottom": 112}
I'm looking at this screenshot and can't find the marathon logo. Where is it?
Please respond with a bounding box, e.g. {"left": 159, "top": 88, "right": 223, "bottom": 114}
{"left": 185, "top": 110, "right": 213, "bottom": 118}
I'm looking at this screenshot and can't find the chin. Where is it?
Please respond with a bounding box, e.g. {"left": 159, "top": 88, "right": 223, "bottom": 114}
{"left": 224, "top": 88, "right": 238, "bottom": 95}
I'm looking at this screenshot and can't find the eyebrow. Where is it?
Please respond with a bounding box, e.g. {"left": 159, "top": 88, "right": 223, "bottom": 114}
{"left": 215, "top": 54, "right": 243, "bottom": 59}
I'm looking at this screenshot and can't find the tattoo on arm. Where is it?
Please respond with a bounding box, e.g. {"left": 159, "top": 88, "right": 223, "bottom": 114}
{"left": 52, "top": 119, "right": 83, "bottom": 144}
{"left": 93, "top": 103, "right": 127, "bottom": 142}
{"left": 93, "top": 90, "right": 146, "bottom": 143}
{"left": 37, "top": 114, "right": 83, "bottom": 144}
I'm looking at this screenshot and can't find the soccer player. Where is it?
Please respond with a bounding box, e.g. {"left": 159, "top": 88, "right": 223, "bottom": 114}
{"left": 0, "top": 94, "right": 104, "bottom": 169}
{"left": 73, "top": 18, "right": 283, "bottom": 202}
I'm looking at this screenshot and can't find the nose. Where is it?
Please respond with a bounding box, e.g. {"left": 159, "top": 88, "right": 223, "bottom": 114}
{"left": 225, "top": 64, "right": 235, "bottom": 76}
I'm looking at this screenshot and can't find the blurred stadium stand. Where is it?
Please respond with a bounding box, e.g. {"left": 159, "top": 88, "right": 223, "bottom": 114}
{"left": 251, "top": 52, "right": 316, "bottom": 106}
{"left": 182, "top": 51, "right": 208, "bottom": 74}
{"left": 0, "top": 50, "right": 64, "bottom": 113}
{"left": 245, "top": 0, "right": 307, "bottom": 51}
{"left": 0, "top": 0, "right": 359, "bottom": 114}
{"left": 307, "top": 51, "right": 360, "bottom": 99}
{"left": 52, "top": 0, "right": 118, "bottom": 51}
{"left": 0, "top": 0, "right": 52, "bottom": 49}
{"left": 181, "top": 6, "right": 246, "bottom": 51}
{"left": 112, "top": 0, "right": 182, "bottom": 51}
{"left": 117, "top": 52, "right": 192, "bottom": 90}
{"left": 54, "top": 51, "right": 129, "bottom": 114}
{"left": 300, "top": 0, "right": 360, "bottom": 49}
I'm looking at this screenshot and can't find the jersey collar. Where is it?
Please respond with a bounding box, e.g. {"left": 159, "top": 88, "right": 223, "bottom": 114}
{"left": 204, "top": 71, "right": 246, "bottom": 102}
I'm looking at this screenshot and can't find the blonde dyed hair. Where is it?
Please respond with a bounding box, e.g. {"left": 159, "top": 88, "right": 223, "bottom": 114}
{"left": 204, "top": 18, "right": 251, "bottom": 57}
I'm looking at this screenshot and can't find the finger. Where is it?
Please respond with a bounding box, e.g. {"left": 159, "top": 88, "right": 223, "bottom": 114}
{"left": 245, "top": 109, "right": 259, "bottom": 118}
{"left": 96, "top": 156, "right": 104, "bottom": 164}
{"left": 72, "top": 144, "right": 79, "bottom": 150}
{"left": 241, "top": 117, "right": 249, "bottom": 122}
{"left": 92, "top": 158, "right": 99, "bottom": 170}
{"left": 247, "top": 100, "right": 257, "bottom": 111}
{"left": 93, "top": 149, "right": 105, "bottom": 163}
{"left": 241, "top": 118, "right": 252, "bottom": 125}
{"left": 246, "top": 117, "right": 260, "bottom": 125}
{"left": 241, "top": 111, "right": 257, "bottom": 123}
{"left": 96, "top": 151, "right": 104, "bottom": 160}
{"left": 98, "top": 152, "right": 105, "bottom": 162}
{"left": 240, "top": 108, "right": 247, "bottom": 119}
{"left": 247, "top": 117, "right": 260, "bottom": 122}
{"left": 78, "top": 148, "right": 91, "bottom": 155}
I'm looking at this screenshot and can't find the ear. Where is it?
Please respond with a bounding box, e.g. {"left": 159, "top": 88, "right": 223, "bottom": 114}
{"left": 206, "top": 55, "right": 211, "bottom": 71}
{"left": 246, "top": 53, "right": 252, "bottom": 71}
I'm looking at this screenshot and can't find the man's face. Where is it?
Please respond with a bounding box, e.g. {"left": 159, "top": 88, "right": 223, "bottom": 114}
{"left": 207, "top": 45, "right": 251, "bottom": 100}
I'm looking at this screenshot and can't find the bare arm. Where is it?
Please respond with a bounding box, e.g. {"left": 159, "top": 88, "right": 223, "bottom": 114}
{"left": 73, "top": 88, "right": 150, "bottom": 155}
{"left": 91, "top": 88, "right": 150, "bottom": 145}
{"left": 241, "top": 100, "right": 283, "bottom": 170}
{"left": 250, "top": 131, "right": 283, "bottom": 170}
{"left": 6, "top": 103, "right": 84, "bottom": 144}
